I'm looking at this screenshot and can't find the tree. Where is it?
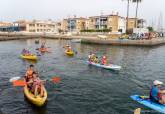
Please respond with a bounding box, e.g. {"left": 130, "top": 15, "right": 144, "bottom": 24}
{"left": 122, "top": 0, "right": 132, "bottom": 33}
{"left": 147, "top": 26, "right": 154, "bottom": 32}
{"left": 132, "top": 0, "right": 142, "bottom": 28}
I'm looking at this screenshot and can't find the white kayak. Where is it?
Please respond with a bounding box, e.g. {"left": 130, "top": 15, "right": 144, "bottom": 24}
{"left": 87, "top": 61, "right": 121, "bottom": 70}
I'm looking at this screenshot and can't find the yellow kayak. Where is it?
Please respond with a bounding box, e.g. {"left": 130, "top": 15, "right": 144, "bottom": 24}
{"left": 24, "top": 85, "right": 47, "bottom": 107}
{"left": 65, "top": 51, "right": 74, "bottom": 56}
{"left": 20, "top": 54, "right": 38, "bottom": 60}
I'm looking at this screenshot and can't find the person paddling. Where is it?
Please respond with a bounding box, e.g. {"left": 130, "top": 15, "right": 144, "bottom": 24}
{"left": 25, "top": 65, "right": 36, "bottom": 90}
{"left": 25, "top": 65, "right": 35, "bottom": 82}
{"left": 101, "top": 55, "right": 107, "bottom": 65}
{"left": 88, "top": 52, "right": 92, "bottom": 62}
{"left": 22, "top": 49, "right": 27, "bottom": 55}
{"left": 150, "top": 80, "right": 165, "bottom": 104}
{"left": 32, "top": 72, "right": 45, "bottom": 97}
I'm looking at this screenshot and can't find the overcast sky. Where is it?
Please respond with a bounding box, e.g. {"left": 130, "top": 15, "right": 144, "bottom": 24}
{"left": 0, "top": 0, "right": 164, "bottom": 28}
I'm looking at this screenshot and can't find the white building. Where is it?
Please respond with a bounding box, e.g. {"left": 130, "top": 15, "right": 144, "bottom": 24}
{"left": 118, "top": 17, "right": 126, "bottom": 33}
{"left": 15, "top": 19, "right": 59, "bottom": 33}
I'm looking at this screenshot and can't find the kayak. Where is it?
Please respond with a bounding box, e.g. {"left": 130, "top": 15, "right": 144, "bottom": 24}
{"left": 65, "top": 51, "right": 74, "bottom": 56}
{"left": 20, "top": 55, "right": 37, "bottom": 60}
{"left": 24, "top": 85, "right": 47, "bottom": 107}
{"left": 39, "top": 48, "right": 50, "bottom": 52}
{"left": 131, "top": 95, "right": 165, "bottom": 113}
{"left": 87, "top": 61, "right": 121, "bottom": 70}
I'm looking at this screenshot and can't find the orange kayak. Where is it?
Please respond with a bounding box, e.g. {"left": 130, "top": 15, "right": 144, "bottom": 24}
{"left": 39, "top": 48, "right": 50, "bottom": 52}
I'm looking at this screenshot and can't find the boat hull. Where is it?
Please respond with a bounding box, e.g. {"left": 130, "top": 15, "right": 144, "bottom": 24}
{"left": 87, "top": 61, "right": 121, "bottom": 70}
{"left": 131, "top": 95, "right": 165, "bottom": 114}
{"left": 24, "top": 85, "right": 47, "bottom": 107}
{"left": 20, "top": 55, "right": 37, "bottom": 60}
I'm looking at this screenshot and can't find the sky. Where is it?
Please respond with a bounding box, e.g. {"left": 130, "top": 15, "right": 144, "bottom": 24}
{"left": 0, "top": 0, "right": 164, "bottom": 28}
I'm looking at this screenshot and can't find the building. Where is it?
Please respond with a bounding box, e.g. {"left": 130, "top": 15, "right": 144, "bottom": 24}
{"left": 108, "top": 15, "right": 126, "bottom": 33}
{"left": 85, "top": 19, "right": 90, "bottom": 30}
{"left": 14, "top": 19, "right": 58, "bottom": 33}
{"left": 89, "top": 15, "right": 108, "bottom": 30}
{"left": 61, "top": 17, "right": 86, "bottom": 32}
{"left": 127, "top": 18, "right": 146, "bottom": 29}
{"left": 0, "top": 22, "right": 12, "bottom": 27}
{"left": 88, "top": 13, "right": 126, "bottom": 33}
{"left": 127, "top": 18, "right": 137, "bottom": 30}
{"left": 0, "top": 22, "right": 20, "bottom": 32}
{"left": 61, "top": 19, "right": 68, "bottom": 32}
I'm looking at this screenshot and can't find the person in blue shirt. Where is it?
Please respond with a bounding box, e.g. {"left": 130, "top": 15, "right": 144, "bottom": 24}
{"left": 150, "top": 80, "right": 165, "bottom": 104}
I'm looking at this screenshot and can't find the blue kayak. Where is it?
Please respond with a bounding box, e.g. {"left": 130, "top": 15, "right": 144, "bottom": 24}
{"left": 131, "top": 95, "right": 165, "bottom": 113}
{"left": 87, "top": 61, "right": 121, "bottom": 70}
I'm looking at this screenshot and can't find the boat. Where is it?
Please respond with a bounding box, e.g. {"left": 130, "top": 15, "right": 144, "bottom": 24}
{"left": 24, "top": 85, "right": 47, "bottom": 107}
{"left": 131, "top": 95, "right": 165, "bottom": 114}
{"left": 38, "top": 48, "right": 51, "bottom": 53}
{"left": 87, "top": 61, "right": 121, "bottom": 70}
{"left": 71, "top": 39, "right": 81, "bottom": 43}
{"left": 97, "top": 35, "right": 108, "bottom": 40}
{"left": 20, "top": 54, "right": 38, "bottom": 60}
{"left": 65, "top": 51, "right": 74, "bottom": 56}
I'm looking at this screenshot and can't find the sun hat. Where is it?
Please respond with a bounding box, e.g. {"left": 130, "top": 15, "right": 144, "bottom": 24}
{"left": 153, "top": 80, "right": 163, "bottom": 85}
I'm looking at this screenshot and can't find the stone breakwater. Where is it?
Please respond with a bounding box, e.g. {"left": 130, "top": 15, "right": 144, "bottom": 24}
{"left": 0, "top": 32, "right": 165, "bottom": 46}
{"left": 81, "top": 38, "right": 165, "bottom": 46}
{"left": 0, "top": 32, "right": 96, "bottom": 41}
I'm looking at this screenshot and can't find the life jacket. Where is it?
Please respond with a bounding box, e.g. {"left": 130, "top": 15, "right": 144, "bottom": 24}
{"left": 26, "top": 69, "right": 33, "bottom": 81}
{"left": 102, "top": 56, "right": 107, "bottom": 65}
{"left": 150, "top": 87, "right": 161, "bottom": 101}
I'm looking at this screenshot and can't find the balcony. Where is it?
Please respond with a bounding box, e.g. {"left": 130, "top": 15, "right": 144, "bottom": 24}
{"left": 95, "top": 21, "right": 108, "bottom": 26}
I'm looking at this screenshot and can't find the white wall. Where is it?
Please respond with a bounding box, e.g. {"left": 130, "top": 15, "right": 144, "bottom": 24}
{"left": 133, "top": 28, "right": 149, "bottom": 34}
{"left": 118, "top": 18, "right": 126, "bottom": 33}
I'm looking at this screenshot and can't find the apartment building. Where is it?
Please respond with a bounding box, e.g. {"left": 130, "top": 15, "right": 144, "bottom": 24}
{"left": 61, "top": 17, "right": 86, "bottom": 32}
{"left": 85, "top": 19, "right": 90, "bottom": 30}
{"left": 127, "top": 18, "right": 146, "bottom": 29}
{"left": 14, "top": 19, "right": 58, "bottom": 33}
{"left": 88, "top": 14, "right": 126, "bottom": 33}
{"left": 89, "top": 15, "right": 108, "bottom": 30}
{"left": 0, "top": 22, "right": 20, "bottom": 32}
{"left": 0, "top": 22, "right": 12, "bottom": 27}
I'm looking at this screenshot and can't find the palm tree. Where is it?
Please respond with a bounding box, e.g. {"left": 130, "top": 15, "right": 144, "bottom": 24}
{"left": 132, "top": 0, "right": 142, "bottom": 28}
{"left": 122, "top": 0, "right": 131, "bottom": 33}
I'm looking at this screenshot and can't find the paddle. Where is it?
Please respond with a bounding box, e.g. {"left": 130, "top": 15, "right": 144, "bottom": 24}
{"left": 9, "top": 76, "right": 21, "bottom": 82}
{"left": 10, "top": 76, "right": 61, "bottom": 87}
{"left": 13, "top": 80, "right": 26, "bottom": 87}
{"left": 51, "top": 77, "right": 61, "bottom": 83}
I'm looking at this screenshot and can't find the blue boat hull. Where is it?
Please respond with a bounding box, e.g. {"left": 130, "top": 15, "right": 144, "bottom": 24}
{"left": 87, "top": 61, "right": 121, "bottom": 70}
{"left": 131, "top": 95, "right": 165, "bottom": 113}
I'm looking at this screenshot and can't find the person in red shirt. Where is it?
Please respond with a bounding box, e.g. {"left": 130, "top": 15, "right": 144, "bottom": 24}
{"left": 101, "top": 55, "right": 107, "bottom": 65}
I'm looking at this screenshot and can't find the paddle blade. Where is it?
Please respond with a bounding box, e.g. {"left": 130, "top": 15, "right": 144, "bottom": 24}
{"left": 9, "top": 77, "right": 21, "bottom": 82}
{"left": 51, "top": 77, "right": 61, "bottom": 83}
{"left": 13, "top": 80, "right": 26, "bottom": 87}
